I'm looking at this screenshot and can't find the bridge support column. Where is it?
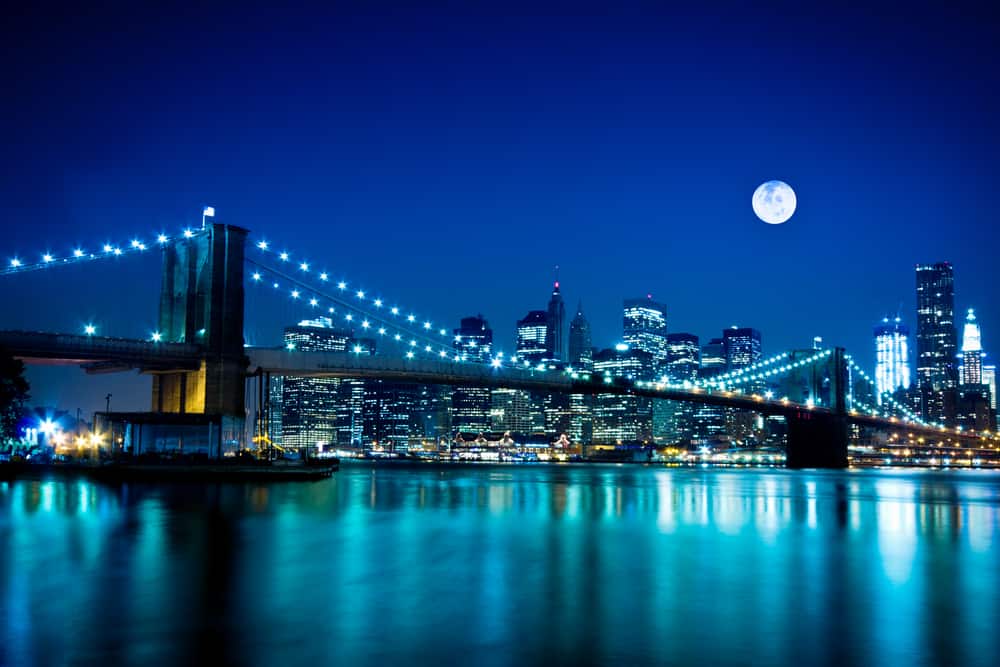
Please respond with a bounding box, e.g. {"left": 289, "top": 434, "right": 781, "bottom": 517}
{"left": 786, "top": 410, "right": 848, "bottom": 469}
{"left": 153, "top": 222, "right": 248, "bottom": 424}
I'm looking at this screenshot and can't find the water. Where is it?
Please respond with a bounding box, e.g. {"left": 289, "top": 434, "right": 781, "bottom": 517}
{"left": 2, "top": 465, "right": 999, "bottom": 666}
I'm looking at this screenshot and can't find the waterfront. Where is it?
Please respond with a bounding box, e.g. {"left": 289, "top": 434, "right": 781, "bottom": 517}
{"left": 2, "top": 465, "right": 999, "bottom": 666}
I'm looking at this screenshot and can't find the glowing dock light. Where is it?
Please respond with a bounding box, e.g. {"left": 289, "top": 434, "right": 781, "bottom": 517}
{"left": 353, "top": 345, "right": 363, "bottom": 354}
{"left": 84, "top": 324, "right": 96, "bottom": 335}
{"left": 286, "top": 342, "right": 295, "bottom": 350}
{"left": 491, "top": 359, "right": 502, "bottom": 368}
{"left": 151, "top": 332, "right": 162, "bottom": 342}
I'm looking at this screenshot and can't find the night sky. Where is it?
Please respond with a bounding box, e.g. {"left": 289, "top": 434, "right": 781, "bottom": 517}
{"left": 2, "top": 3, "right": 998, "bottom": 415}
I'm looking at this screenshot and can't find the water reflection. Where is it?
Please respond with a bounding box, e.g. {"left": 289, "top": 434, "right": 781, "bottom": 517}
{"left": 2, "top": 467, "right": 999, "bottom": 666}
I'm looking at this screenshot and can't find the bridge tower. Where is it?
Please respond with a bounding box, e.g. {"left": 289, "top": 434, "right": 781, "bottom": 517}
{"left": 786, "top": 347, "right": 849, "bottom": 468}
{"left": 152, "top": 223, "right": 248, "bottom": 418}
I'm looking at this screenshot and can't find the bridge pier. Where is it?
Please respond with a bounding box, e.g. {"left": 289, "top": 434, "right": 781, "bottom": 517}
{"left": 786, "top": 410, "right": 848, "bottom": 469}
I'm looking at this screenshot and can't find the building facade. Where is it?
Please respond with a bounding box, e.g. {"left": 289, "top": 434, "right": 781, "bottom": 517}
{"left": 916, "top": 262, "right": 958, "bottom": 423}
{"left": 874, "top": 317, "right": 911, "bottom": 403}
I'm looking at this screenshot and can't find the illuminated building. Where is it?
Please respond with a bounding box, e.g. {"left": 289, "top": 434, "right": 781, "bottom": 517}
{"left": 490, "top": 387, "right": 534, "bottom": 435}
{"left": 961, "top": 308, "right": 983, "bottom": 385}
{"left": 280, "top": 318, "right": 352, "bottom": 452}
{"left": 516, "top": 310, "right": 549, "bottom": 365}
{"left": 592, "top": 345, "right": 653, "bottom": 444}
{"left": 546, "top": 280, "right": 566, "bottom": 361}
{"left": 723, "top": 326, "right": 762, "bottom": 371}
{"left": 666, "top": 333, "right": 700, "bottom": 382}
{"left": 915, "top": 262, "right": 958, "bottom": 423}
{"left": 568, "top": 301, "right": 593, "bottom": 371}
{"left": 623, "top": 296, "right": 668, "bottom": 377}
{"left": 874, "top": 317, "right": 911, "bottom": 403}
{"left": 692, "top": 338, "right": 726, "bottom": 440}
{"left": 451, "top": 315, "right": 493, "bottom": 433}
{"left": 363, "top": 380, "right": 418, "bottom": 452}
{"left": 983, "top": 365, "right": 997, "bottom": 411}
{"left": 658, "top": 333, "right": 700, "bottom": 444}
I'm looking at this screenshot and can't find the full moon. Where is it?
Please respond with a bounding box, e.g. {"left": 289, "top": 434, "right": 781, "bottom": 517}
{"left": 752, "top": 180, "right": 796, "bottom": 225}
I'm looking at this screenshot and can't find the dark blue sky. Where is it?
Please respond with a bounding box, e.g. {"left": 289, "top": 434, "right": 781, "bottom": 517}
{"left": 2, "top": 2, "right": 998, "bottom": 413}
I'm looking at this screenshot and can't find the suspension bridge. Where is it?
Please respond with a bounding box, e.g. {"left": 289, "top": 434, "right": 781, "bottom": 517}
{"left": 2, "top": 218, "right": 997, "bottom": 468}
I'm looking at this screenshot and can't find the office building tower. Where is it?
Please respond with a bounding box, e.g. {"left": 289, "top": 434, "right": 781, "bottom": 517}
{"left": 983, "top": 365, "right": 997, "bottom": 411}
{"left": 568, "top": 302, "right": 593, "bottom": 371}
{"left": 723, "top": 326, "right": 762, "bottom": 370}
{"left": 692, "top": 338, "right": 727, "bottom": 440}
{"left": 546, "top": 280, "right": 566, "bottom": 361}
{"left": 665, "top": 333, "right": 700, "bottom": 383}
{"left": 961, "top": 309, "right": 983, "bottom": 385}
{"left": 363, "top": 380, "right": 418, "bottom": 452}
{"left": 516, "top": 310, "right": 549, "bottom": 366}
{"left": 916, "top": 262, "right": 958, "bottom": 423}
{"left": 592, "top": 346, "right": 653, "bottom": 444}
{"left": 280, "top": 318, "right": 352, "bottom": 452}
{"left": 452, "top": 315, "right": 493, "bottom": 433}
{"left": 874, "top": 317, "right": 911, "bottom": 403}
{"left": 623, "top": 296, "right": 668, "bottom": 377}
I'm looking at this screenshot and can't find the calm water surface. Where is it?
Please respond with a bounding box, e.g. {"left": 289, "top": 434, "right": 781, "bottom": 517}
{"left": 2, "top": 464, "right": 999, "bottom": 666}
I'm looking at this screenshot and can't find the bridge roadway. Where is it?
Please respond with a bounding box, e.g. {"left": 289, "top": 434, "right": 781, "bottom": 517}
{"left": 0, "top": 330, "right": 202, "bottom": 372}
{"left": 248, "top": 348, "right": 997, "bottom": 449}
{"left": 248, "top": 348, "right": 823, "bottom": 417}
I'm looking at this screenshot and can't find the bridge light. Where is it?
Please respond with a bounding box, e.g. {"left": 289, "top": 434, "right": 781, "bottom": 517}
{"left": 406, "top": 351, "right": 414, "bottom": 360}
{"left": 183, "top": 229, "right": 195, "bottom": 238}
{"left": 73, "top": 249, "right": 84, "bottom": 257}
{"left": 378, "top": 327, "right": 386, "bottom": 335}
{"left": 765, "top": 390, "right": 774, "bottom": 399}
{"left": 440, "top": 350, "right": 448, "bottom": 358}
{"left": 257, "top": 240, "right": 268, "bottom": 250}
{"left": 361, "top": 320, "right": 370, "bottom": 329}
{"left": 491, "top": 359, "right": 501, "bottom": 368}
{"left": 390, "top": 307, "right": 399, "bottom": 315}
{"left": 394, "top": 334, "right": 402, "bottom": 341}
{"left": 252, "top": 272, "right": 261, "bottom": 281}
{"left": 84, "top": 324, "right": 96, "bottom": 335}
{"left": 8, "top": 258, "right": 19, "bottom": 267}
{"left": 345, "top": 314, "right": 353, "bottom": 321}
{"left": 319, "top": 272, "right": 328, "bottom": 281}
{"left": 299, "top": 262, "right": 309, "bottom": 271}
{"left": 131, "top": 240, "right": 141, "bottom": 249}
{"left": 454, "top": 335, "right": 462, "bottom": 342}
{"left": 286, "top": 342, "right": 295, "bottom": 350}
{"left": 309, "top": 298, "right": 318, "bottom": 307}
{"left": 337, "top": 281, "right": 347, "bottom": 290}
{"left": 112, "top": 247, "right": 123, "bottom": 256}
{"left": 151, "top": 332, "right": 162, "bottom": 342}
{"left": 273, "top": 282, "right": 279, "bottom": 288}
{"left": 353, "top": 345, "right": 362, "bottom": 354}
{"left": 42, "top": 254, "right": 53, "bottom": 263}
{"left": 374, "top": 299, "right": 382, "bottom": 307}
{"left": 328, "top": 307, "right": 335, "bottom": 314}
{"left": 291, "top": 290, "right": 300, "bottom": 298}
{"left": 409, "top": 340, "right": 417, "bottom": 347}
{"left": 356, "top": 290, "right": 365, "bottom": 299}
{"left": 425, "top": 345, "right": 432, "bottom": 352}
{"left": 279, "top": 252, "right": 289, "bottom": 261}
{"left": 407, "top": 315, "right": 416, "bottom": 323}
{"left": 423, "top": 321, "right": 431, "bottom": 329}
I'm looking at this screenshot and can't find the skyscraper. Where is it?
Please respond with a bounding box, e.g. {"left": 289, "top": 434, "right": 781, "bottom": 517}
{"left": 280, "top": 318, "right": 353, "bottom": 452}
{"left": 961, "top": 308, "right": 983, "bottom": 385}
{"left": 874, "top": 317, "right": 911, "bottom": 402}
{"left": 592, "top": 345, "right": 653, "bottom": 444}
{"left": 665, "top": 333, "right": 700, "bottom": 383}
{"left": 516, "top": 310, "right": 549, "bottom": 366}
{"left": 451, "top": 315, "right": 493, "bottom": 433}
{"left": 546, "top": 280, "right": 566, "bottom": 361}
{"left": 723, "top": 327, "right": 762, "bottom": 371}
{"left": 916, "top": 262, "right": 958, "bottom": 423}
{"left": 623, "top": 296, "right": 668, "bottom": 378}
{"left": 568, "top": 301, "right": 593, "bottom": 371}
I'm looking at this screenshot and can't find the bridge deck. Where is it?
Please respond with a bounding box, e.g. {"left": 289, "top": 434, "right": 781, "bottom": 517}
{"left": 0, "top": 330, "right": 203, "bottom": 371}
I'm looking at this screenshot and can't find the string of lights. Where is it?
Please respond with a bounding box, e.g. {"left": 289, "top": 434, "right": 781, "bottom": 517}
{"left": 0, "top": 228, "right": 209, "bottom": 276}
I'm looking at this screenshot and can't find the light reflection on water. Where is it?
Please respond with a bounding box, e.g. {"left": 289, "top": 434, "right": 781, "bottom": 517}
{"left": 1, "top": 466, "right": 999, "bottom": 666}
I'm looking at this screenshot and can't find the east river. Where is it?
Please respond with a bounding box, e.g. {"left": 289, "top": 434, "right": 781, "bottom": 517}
{"left": 2, "top": 464, "right": 999, "bottom": 666}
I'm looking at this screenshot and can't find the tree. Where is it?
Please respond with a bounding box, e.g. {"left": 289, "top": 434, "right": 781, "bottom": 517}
{"left": 0, "top": 347, "right": 30, "bottom": 443}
